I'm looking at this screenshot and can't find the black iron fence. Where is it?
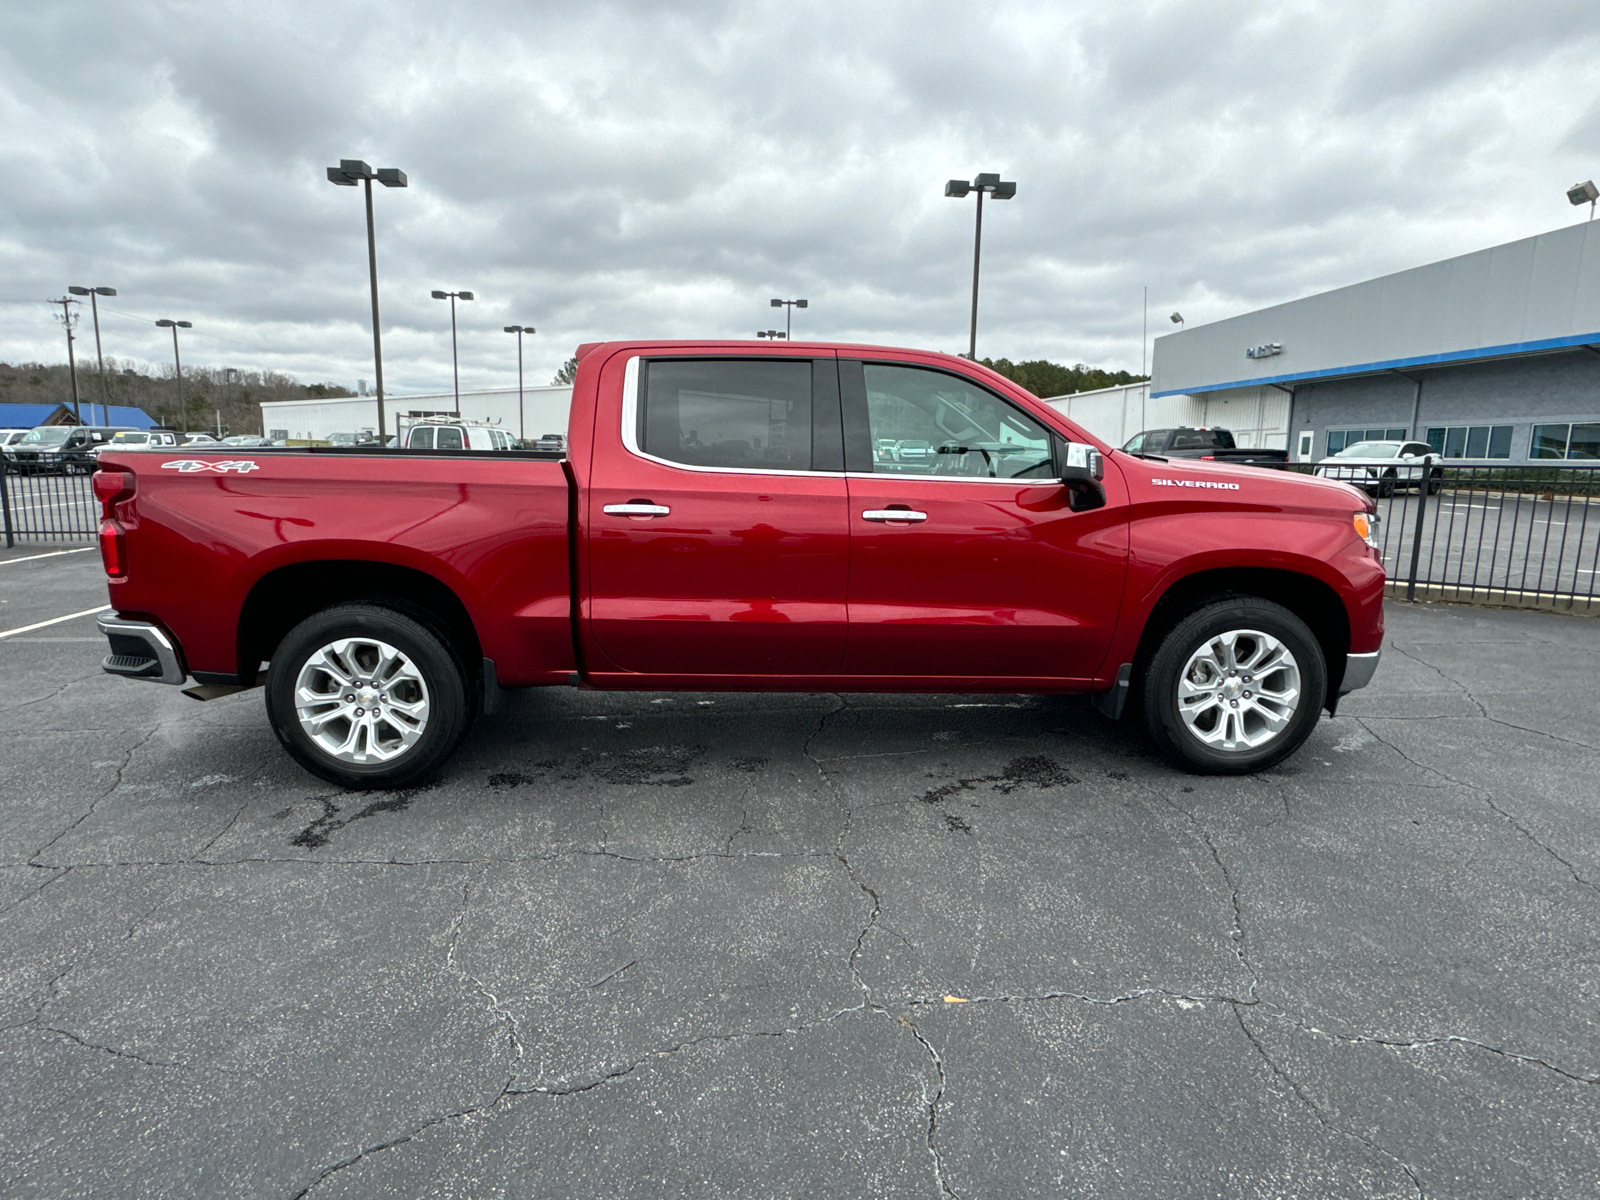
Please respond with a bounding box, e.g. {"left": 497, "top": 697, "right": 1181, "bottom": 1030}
{"left": 3, "top": 451, "right": 1596, "bottom": 612}
{"left": 1289, "top": 463, "right": 1600, "bottom": 612}
{"left": 0, "top": 457, "right": 100, "bottom": 546}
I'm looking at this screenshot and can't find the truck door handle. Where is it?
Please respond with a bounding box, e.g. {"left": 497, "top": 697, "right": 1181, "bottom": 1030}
{"left": 862, "top": 509, "right": 928, "bottom": 523}
{"left": 603, "top": 502, "right": 671, "bottom": 517}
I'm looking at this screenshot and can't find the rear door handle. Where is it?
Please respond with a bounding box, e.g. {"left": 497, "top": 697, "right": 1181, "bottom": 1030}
{"left": 603, "top": 503, "right": 671, "bottom": 517}
{"left": 862, "top": 509, "right": 927, "bottom": 523}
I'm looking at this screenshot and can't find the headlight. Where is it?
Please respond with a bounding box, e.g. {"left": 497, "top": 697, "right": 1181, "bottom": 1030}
{"left": 1353, "top": 511, "right": 1380, "bottom": 550}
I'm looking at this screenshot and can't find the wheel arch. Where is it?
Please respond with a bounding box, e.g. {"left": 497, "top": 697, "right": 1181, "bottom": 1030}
{"left": 238, "top": 560, "right": 483, "bottom": 685}
{"left": 1132, "top": 567, "right": 1351, "bottom": 709}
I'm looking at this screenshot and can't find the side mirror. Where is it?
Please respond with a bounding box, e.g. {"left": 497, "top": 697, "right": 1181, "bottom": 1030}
{"left": 1058, "top": 440, "right": 1106, "bottom": 511}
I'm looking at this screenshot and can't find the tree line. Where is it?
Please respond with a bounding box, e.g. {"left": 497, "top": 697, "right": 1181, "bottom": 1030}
{"left": 979, "top": 357, "right": 1148, "bottom": 398}
{"left": 0, "top": 359, "right": 353, "bottom": 434}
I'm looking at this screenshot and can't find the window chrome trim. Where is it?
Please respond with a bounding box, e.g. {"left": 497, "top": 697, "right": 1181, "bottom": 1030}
{"left": 619, "top": 354, "right": 832, "bottom": 479}
{"left": 843, "top": 470, "right": 1063, "bottom": 487}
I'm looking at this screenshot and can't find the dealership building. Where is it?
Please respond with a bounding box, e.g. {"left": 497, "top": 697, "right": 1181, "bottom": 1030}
{"left": 1140, "top": 219, "right": 1600, "bottom": 463}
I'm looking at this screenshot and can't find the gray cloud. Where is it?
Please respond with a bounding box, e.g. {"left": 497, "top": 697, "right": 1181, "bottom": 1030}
{"left": 2, "top": 0, "right": 1596, "bottom": 396}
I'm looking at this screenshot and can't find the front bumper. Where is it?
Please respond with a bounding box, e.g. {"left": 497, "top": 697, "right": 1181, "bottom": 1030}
{"left": 98, "top": 615, "right": 186, "bottom": 685}
{"left": 1340, "top": 649, "right": 1380, "bottom": 694}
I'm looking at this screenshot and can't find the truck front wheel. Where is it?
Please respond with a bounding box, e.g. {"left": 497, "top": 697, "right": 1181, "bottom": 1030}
{"left": 265, "top": 603, "right": 472, "bottom": 790}
{"left": 1141, "top": 598, "right": 1326, "bottom": 774}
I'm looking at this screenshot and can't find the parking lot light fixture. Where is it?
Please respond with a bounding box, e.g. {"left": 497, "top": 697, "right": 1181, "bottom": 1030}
{"left": 504, "top": 325, "right": 535, "bottom": 441}
{"left": 432, "top": 290, "right": 474, "bottom": 415}
{"left": 1570, "top": 180, "right": 1599, "bottom": 220}
{"left": 327, "top": 158, "right": 407, "bottom": 444}
{"left": 945, "top": 172, "right": 1017, "bottom": 359}
{"left": 755, "top": 330, "right": 786, "bottom": 339}
{"left": 769, "top": 298, "right": 808, "bottom": 339}
{"left": 69, "top": 286, "right": 117, "bottom": 425}
{"left": 155, "top": 319, "right": 193, "bottom": 428}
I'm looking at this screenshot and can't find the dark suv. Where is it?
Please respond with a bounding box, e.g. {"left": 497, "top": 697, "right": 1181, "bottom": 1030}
{"left": 9, "top": 426, "right": 137, "bottom": 474}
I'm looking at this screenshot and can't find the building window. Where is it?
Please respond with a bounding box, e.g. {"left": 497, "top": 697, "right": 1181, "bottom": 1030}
{"left": 1425, "top": 425, "right": 1513, "bottom": 459}
{"left": 1531, "top": 423, "right": 1600, "bottom": 460}
{"left": 1327, "top": 428, "right": 1406, "bottom": 456}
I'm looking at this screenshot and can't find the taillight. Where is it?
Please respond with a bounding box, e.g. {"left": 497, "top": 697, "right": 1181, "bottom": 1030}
{"left": 93, "top": 470, "right": 135, "bottom": 579}
{"left": 100, "top": 518, "right": 126, "bottom": 578}
{"left": 93, "top": 469, "right": 134, "bottom": 508}
{"left": 1200, "top": 455, "right": 1216, "bottom": 461}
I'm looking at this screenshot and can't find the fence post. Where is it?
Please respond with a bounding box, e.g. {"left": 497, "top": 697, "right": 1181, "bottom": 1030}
{"left": 1405, "top": 475, "right": 1429, "bottom": 602}
{"left": 0, "top": 456, "right": 14, "bottom": 550}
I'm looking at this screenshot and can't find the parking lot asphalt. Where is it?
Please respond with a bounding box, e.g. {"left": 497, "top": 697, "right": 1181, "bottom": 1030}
{"left": 2, "top": 545, "right": 1598, "bottom": 1198}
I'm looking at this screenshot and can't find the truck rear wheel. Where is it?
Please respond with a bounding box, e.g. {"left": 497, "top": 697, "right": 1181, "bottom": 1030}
{"left": 1141, "top": 598, "right": 1326, "bottom": 774}
{"left": 265, "top": 603, "right": 471, "bottom": 790}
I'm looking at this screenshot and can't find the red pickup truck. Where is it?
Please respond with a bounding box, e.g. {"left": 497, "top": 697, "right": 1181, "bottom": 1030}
{"left": 92, "top": 340, "right": 1384, "bottom": 786}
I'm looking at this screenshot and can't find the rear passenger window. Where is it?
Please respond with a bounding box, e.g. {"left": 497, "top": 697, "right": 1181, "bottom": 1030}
{"left": 435, "top": 427, "right": 464, "bottom": 450}
{"left": 409, "top": 427, "right": 434, "bottom": 449}
{"left": 641, "top": 359, "right": 813, "bottom": 470}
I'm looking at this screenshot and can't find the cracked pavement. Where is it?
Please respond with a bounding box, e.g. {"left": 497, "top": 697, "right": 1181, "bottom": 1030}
{"left": 3, "top": 547, "right": 1599, "bottom": 1197}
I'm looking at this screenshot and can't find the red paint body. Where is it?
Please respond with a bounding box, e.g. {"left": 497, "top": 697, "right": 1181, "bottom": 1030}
{"left": 98, "top": 341, "right": 1384, "bottom": 696}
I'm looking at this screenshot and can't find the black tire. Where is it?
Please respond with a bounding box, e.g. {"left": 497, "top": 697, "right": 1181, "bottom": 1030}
{"left": 1377, "top": 470, "right": 1396, "bottom": 498}
{"left": 1141, "top": 597, "right": 1327, "bottom": 775}
{"left": 265, "top": 603, "right": 472, "bottom": 789}
{"left": 1427, "top": 469, "right": 1442, "bottom": 495}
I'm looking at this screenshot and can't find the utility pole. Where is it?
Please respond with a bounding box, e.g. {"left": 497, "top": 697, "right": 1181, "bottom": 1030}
{"left": 51, "top": 297, "right": 82, "bottom": 420}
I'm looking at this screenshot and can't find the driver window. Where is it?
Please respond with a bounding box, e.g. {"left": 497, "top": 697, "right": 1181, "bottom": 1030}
{"left": 862, "top": 364, "right": 1053, "bottom": 479}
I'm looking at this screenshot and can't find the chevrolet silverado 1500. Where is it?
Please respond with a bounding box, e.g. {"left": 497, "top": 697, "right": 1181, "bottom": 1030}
{"left": 93, "top": 340, "right": 1384, "bottom": 786}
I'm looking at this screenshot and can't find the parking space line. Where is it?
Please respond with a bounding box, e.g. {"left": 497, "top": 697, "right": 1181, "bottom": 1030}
{"left": 0, "top": 605, "right": 111, "bottom": 640}
{"left": 0, "top": 547, "right": 97, "bottom": 565}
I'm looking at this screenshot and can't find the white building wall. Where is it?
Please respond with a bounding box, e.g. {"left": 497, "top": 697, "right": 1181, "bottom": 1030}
{"left": 261, "top": 386, "right": 573, "bottom": 444}
{"left": 1041, "top": 383, "right": 1203, "bottom": 448}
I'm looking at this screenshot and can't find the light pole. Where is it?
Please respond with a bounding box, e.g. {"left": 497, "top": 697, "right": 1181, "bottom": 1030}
{"left": 944, "top": 173, "right": 1016, "bottom": 359}
{"left": 503, "top": 325, "right": 535, "bottom": 442}
{"left": 1170, "top": 312, "right": 1185, "bottom": 328}
{"left": 51, "top": 297, "right": 82, "bottom": 420}
{"left": 155, "top": 319, "right": 192, "bottom": 431}
{"left": 327, "top": 159, "right": 407, "bottom": 446}
{"left": 769, "top": 297, "right": 807, "bottom": 339}
{"left": 431, "top": 290, "right": 474, "bottom": 415}
{"left": 68, "top": 286, "right": 116, "bottom": 426}
{"left": 756, "top": 330, "right": 786, "bottom": 339}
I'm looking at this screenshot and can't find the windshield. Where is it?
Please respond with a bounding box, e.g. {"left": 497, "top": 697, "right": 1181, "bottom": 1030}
{"left": 1337, "top": 442, "right": 1400, "bottom": 459}
{"left": 109, "top": 432, "right": 149, "bottom": 445}
{"left": 20, "top": 427, "right": 70, "bottom": 445}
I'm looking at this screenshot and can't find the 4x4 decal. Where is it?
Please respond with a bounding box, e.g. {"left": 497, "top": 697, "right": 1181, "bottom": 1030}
{"left": 161, "top": 460, "right": 261, "bottom": 474}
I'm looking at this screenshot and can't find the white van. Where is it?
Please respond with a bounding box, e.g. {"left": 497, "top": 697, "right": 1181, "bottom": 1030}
{"left": 404, "top": 423, "right": 516, "bottom": 451}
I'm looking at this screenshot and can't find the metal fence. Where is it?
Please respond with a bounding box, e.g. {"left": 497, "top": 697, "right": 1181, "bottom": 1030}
{"left": 1292, "top": 463, "right": 1600, "bottom": 612}
{"left": 3, "top": 452, "right": 1596, "bottom": 613}
{"left": 0, "top": 458, "right": 99, "bottom": 546}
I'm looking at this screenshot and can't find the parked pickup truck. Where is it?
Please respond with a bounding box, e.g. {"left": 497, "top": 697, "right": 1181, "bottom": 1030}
{"left": 92, "top": 341, "right": 1384, "bottom": 786}
{"left": 1123, "top": 427, "right": 1290, "bottom": 468}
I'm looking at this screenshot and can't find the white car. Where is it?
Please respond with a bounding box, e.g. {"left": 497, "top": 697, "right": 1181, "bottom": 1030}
{"left": 0, "top": 429, "right": 29, "bottom": 458}
{"left": 1313, "top": 439, "right": 1440, "bottom": 495}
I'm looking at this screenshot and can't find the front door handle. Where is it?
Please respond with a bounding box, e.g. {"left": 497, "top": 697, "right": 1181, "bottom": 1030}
{"left": 862, "top": 509, "right": 928, "bottom": 523}
{"left": 604, "top": 503, "right": 671, "bottom": 517}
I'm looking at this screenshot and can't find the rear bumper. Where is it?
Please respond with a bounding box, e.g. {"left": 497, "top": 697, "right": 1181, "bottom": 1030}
{"left": 98, "top": 615, "right": 186, "bottom": 685}
{"left": 1340, "top": 649, "right": 1380, "bottom": 694}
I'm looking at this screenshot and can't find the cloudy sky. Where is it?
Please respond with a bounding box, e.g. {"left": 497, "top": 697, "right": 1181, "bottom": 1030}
{"left": 2, "top": 0, "right": 1597, "bottom": 396}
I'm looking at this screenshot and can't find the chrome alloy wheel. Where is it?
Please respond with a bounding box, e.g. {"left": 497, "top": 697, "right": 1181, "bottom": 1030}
{"left": 1176, "top": 629, "right": 1301, "bottom": 753}
{"left": 293, "top": 636, "right": 431, "bottom": 764}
